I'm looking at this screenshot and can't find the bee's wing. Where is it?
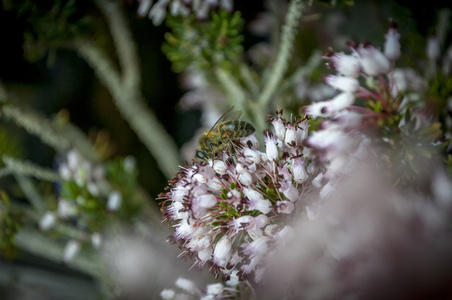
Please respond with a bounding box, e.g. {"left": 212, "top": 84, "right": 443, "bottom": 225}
{"left": 208, "top": 106, "right": 242, "bottom": 133}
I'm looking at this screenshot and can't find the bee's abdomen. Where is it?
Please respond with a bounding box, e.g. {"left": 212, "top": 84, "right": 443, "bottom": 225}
{"left": 219, "top": 121, "right": 255, "bottom": 139}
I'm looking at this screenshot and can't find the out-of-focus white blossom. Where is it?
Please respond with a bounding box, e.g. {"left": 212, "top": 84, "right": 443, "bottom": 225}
{"left": 138, "top": 0, "right": 233, "bottom": 26}
{"left": 353, "top": 43, "right": 391, "bottom": 76}
{"left": 175, "top": 277, "right": 198, "bottom": 294}
{"left": 330, "top": 52, "right": 361, "bottom": 77}
{"left": 325, "top": 75, "right": 360, "bottom": 92}
{"left": 206, "top": 283, "right": 224, "bottom": 295}
{"left": 160, "top": 289, "right": 176, "bottom": 300}
{"left": 63, "top": 240, "right": 81, "bottom": 263}
{"left": 39, "top": 212, "right": 56, "bottom": 231}
{"left": 107, "top": 191, "right": 122, "bottom": 212}
{"left": 426, "top": 35, "right": 441, "bottom": 60}
{"left": 384, "top": 26, "right": 401, "bottom": 60}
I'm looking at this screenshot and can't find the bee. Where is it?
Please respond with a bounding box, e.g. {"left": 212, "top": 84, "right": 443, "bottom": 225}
{"left": 196, "top": 107, "right": 255, "bottom": 161}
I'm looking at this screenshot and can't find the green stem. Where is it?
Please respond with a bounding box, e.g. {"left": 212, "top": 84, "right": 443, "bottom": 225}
{"left": 14, "top": 175, "right": 46, "bottom": 213}
{"left": 0, "top": 104, "right": 71, "bottom": 153}
{"left": 76, "top": 40, "right": 181, "bottom": 178}
{"left": 94, "top": 0, "right": 141, "bottom": 91}
{"left": 258, "top": 0, "right": 304, "bottom": 108}
{"left": 215, "top": 68, "right": 247, "bottom": 111}
{"left": 3, "top": 156, "right": 61, "bottom": 182}
{"left": 15, "top": 228, "right": 103, "bottom": 278}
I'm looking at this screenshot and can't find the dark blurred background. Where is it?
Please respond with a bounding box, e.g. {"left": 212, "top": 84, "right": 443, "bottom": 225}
{"left": 0, "top": 0, "right": 450, "bottom": 299}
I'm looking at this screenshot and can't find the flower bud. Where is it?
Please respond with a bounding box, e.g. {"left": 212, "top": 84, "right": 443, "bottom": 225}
{"left": 213, "top": 160, "right": 227, "bottom": 175}
{"left": 272, "top": 118, "right": 286, "bottom": 141}
{"left": 292, "top": 157, "right": 308, "bottom": 184}
{"left": 384, "top": 27, "right": 401, "bottom": 60}
{"left": 39, "top": 212, "right": 56, "bottom": 231}
{"left": 175, "top": 277, "right": 198, "bottom": 294}
{"left": 426, "top": 35, "right": 440, "bottom": 61}
{"left": 285, "top": 124, "right": 297, "bottom": 146}
{"left": 213, "top": 237, "right": 232, "bottom": 267}
{"left": 63, "top": 240, "right": 80, "bottom": 263}
{"left": 107, "top": 191, "right": 122, "bottom": 212}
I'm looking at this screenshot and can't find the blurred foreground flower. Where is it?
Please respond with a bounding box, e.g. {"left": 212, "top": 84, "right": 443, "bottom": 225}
{"left": 259, "top": 161, "right": 452, "bottom": 299}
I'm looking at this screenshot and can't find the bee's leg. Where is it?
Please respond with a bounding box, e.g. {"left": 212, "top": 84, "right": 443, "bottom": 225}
{"left": 228, "top": 142, "right": 238, "bottom": 165}
{"left": 206, "top": 140, "right": 214, "bottom": 152}
{"left": 196, "top": 150, "right": 205, "bottom": 160}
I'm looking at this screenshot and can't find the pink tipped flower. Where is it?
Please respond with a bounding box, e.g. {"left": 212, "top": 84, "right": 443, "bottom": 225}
{"left": 277, "top": 200, "right": 295, "bottom": 214}
{"left": 354, "top": 44, "right": 391, "bottom": 76}
{"left": 229, "top": 215, "right": 255, "bottom": 231}
{"left": 279, "top": 181, "right": 299, "bottom": 202}
{"left": 325, "top": 75, "right": 360, "bottom": 93}
{"left": 296, "top": 119, "right": 309, "bottom": 141}
{"left": 243, "top": 148, "right": 261, "bottom": 164}
{"left": 272, "top": 117, "right": 286, "bottom": 140}
{"left": 285, "top": 124, "right": 298, "bottom": 146}
{"left": 304, "top": 102, "right": 329, "bottom": 118}
{"left": 265, "top": 133, "right": 279, "bottom": 160}
{"left": 319, "top": 92, "right": 355, "bottom": 116}
{"left": 331, "top": 110, "right": 362, "bottom": 129}
{"left": 329, "top": 92, "right": 355, "bottom": 112}
{"left": 241, "top": 134, "right": 260, "bottom": 149}
{"left": 239, "top": 172, "right": 253, "bottom": 186}
{"left": 229, "top": 215, "right": 268, "bottom": 232}
{"left": 331, "top": 52, "right": 361, "bottom": 77}
{"left": 244, "top": 188, "right": 272, "bottom": 214}
{"left": 292, "top": 157, "right": 308, "bottom": 184}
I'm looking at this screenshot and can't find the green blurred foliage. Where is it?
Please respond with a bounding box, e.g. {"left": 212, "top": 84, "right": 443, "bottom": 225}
{"left": 0, "top": 125, "right": 23, "bottom": 167}
{"left": 58, "top": 156, "right": 142, "bottom": 232}
{"left": 163, "top": 9, "right": 244, "bottom": 74}
{"left": 0, "top": 191, "right": 23, "bottom": 259}
{"left": 3, "top": 0, "right": 101, "bottom": 63}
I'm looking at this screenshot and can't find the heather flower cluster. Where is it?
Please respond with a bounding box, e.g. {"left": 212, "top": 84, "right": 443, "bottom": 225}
{"left": 38, "top": 150, "right": 137, "bottom": 262}
{"left": 160, "top": 277, "right": 238, "bottom": 300}
{"left": 138, "top": 0, "right": 233, "bottom": 25}
{"left": 159, "top": 112, "right": 321, "bottom": 283}
{"left": 301, "top": 23, "right": 407, "bottom": 199}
